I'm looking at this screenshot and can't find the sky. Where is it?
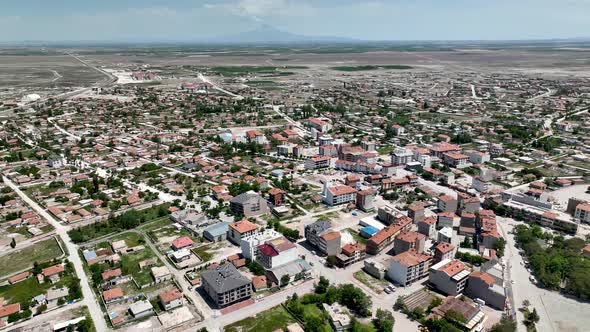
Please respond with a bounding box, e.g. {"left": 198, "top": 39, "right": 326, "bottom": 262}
{"left": 1, "top": 0, "right": 590, "bottom": 42}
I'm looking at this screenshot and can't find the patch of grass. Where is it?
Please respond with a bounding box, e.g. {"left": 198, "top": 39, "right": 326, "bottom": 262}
{"left": 0, "top": 237, "right": 63, "bottom": 278}
{"left": 111, "top": 232, "right": 144, "bottom": 248}
{"left": 224, "top": 305, "right": 296, "bottom": 332}
{"left": 119, "top": 241, "right": 161, "bottom": 286}
{"left": 345, "top": 228, "right": 367, "bottom": 244}
{"left": 353, "top": 270, "right": 387, "bottom": 294}
{"left": 377, "top": 146, "right": 394, "bottom": 155}
{"left": 193, "top": 244, "right": 215, "bottom": 262}
{"left": 331, "top": 65, "right": 412, "bottom": 71}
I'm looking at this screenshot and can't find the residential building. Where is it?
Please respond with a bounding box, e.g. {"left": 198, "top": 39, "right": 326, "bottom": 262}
{"left": 151, "top": 266, "right": 172, "bottom": 283}
{"left": 465, "top": 150, "right": 490, "bottom": 164}
{"left": 434, "top": 242, "right": 456, "bottom": 263}
{"left": 171, "top": 236, "right": 193, "bottom": 251}
{"left": 391, "top": 148, "right": 413, "bottom": 166}
{"left": 322, "top": 303, "right": 352, "bottom": 332}
{"left": 103, "top": 288, "right": 124, "bottom": 304}
{"left": 308, "top": 117, "right": 332, "bottom": 133}
{"left": 268, "top": 188, "right": 286, "bottom": 206}
{"left": 438, "top": 227, "right": 453, "bottom": 244}
{"left": 408, "top": 202, "right": 426, "bottom": 222}
{"left": 364, "top": 259, "right": 387, "bottom": 279}
{"left": 574, "top": 202, "right": 590, "bottom": 223}
{"left": 336, "top": 243, "right": 366, "bottom": 267}
{"left": 465, "top": 271, "right": 507, "bottom": 310}
{"left": 128, "top": 300, "right": 154, "bottom": 319}
{"left": 305, "top": 155, "right": 331, "bottom": 170}
{"left": 305, "top": 219, "right": 332, "bottom": 249}
{"left": 228, "top": 219, "right": 259, "bottom": 245}
{"left": 366, "top": 216, "right": 412, "bottom": 254}
{"left": 442, "top": 152, "right": 469, "bottom": 168}
{"left": 387, "top": 250, "right": 432, "bottom": 286}
{"left": 472, "top": 176, "right": 490, "bottom": 193}
{"left": 417, "top": 217, "right": 437, "bottom": 238}
{"left": 437, "top": 195, "right": 458, "bottom": 213}
{"left": 393, "top": 231, "right": 426, "bottom": 255}
{"left": 257, "top": 236, "right": 298, "bottom": 269}
{"left": 318, "top": 231, "right": 342, "bottom": 256}
{"left": 159, "top": 289, "right": 183, "bottom": 311}
{"left": 201, "top": 263, "right": 252, "bottom": 308}
{"left": 429, "top": 259, "right": 471, "bottom": 296}
{"left": 323, "top": 184, "right": 357, "bottom": 206}
{"left": 356, "top": 189, "right": 376, "bottom": 212}
{"left": 240, "top": 228, "right": 281, "bottom": 260}
{"left": 229, "top": 192, "right": 270, "bottom": 217}
{"left": 437, "top": 212, "right": 455, "bottom": 229}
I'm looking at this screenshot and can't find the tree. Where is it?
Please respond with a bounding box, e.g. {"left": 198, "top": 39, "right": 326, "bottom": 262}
{"left": 304, "top": 315, "right": 325, "bottom": 332}
{"left": 490, "top": 316, "right": 517, "bottom": 332}
{"left": 373, "top": 308, "right": 395, "bottom": 332}
{"left": 337, "top": 284, "right": 372, "bottom": 317}
{"left": 280, "top": 275, "right": 290, "bottom": 288}
{"left": 325, "top": 256, "right": 338, "bottom": 268}
{"left": 10, "top": 237, "right": 16, "bottom": 248}
{"left": 444, "top": 309, "right": 466, "bottom": 324}
{"left": 315, "top": 276, "right": 330, "bottom": 294}
{"left": 493, "top": 238, "right": 507, "bottom": 258}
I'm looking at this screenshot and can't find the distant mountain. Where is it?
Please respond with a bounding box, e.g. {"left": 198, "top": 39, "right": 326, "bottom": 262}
{"left": 210, "top": 24, "right": 353, "bottom": 44}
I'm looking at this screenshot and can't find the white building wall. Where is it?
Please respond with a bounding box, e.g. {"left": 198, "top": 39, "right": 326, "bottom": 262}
{"left": 387, "top": 261, "right": 409, "bottom": 286}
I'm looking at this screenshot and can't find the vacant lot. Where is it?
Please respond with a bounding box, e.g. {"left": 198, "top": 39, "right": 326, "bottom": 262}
{"left": 224, "top": 305, "right": 296, "bottom": 332}
{"left": 0, "top": 237, "right": 63, "bottom": 278}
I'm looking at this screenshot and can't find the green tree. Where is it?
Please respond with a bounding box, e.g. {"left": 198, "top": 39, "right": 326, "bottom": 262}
{"left": 490, "top": 316, "right": 517, "bottom": 332}
{"left": 10, "top": 237, "right": 16, "bottom": 248}
{"left": 315, "top": 276, "right": 330, "bottom": 294}
{"left": 280, "top": 275, "right": 290, "bottom": 287}
{"left": 373, "top": 308, "right": 395, "bottom": 332}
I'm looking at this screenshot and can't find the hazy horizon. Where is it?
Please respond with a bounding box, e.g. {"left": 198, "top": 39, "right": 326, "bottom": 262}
{"left": 2, "top": 0, "right": 590, "bottom": 43}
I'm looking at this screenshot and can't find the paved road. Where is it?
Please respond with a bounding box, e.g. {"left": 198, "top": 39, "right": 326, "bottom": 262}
{"left": 198, "top": 73, "right": 243, "bottom": 99}
{"left": 4, "top": 176, "right": 109, "bottom": 331}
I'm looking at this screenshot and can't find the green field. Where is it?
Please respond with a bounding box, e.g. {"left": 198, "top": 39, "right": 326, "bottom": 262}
{"left": 193, "top": 244, "right": 216, "bottom": 262}
{"left": 224, "top": 305, "right": 297, "bottom": 332}
{"left": 331, "top": 65, "right": 413, "bottom": 71}
{"left": 0, "top": 237, "right": 63, "bottom": 278}
{"left": 119, "top": 237, "right": 162, "bottom": 286}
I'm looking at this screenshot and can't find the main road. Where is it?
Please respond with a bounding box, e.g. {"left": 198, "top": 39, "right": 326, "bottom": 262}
{"left": 3, "top": 176, "right": 109, "bottom": 332}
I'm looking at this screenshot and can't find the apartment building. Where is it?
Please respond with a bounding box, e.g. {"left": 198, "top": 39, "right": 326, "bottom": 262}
{"left": 324, "top": 185, "right": 357, "bottom": 206}
{"left": 387, "top": 250, "right": 432, "bottom": 286}
{"left": 429, "top": 259, "right": 471, "bottom": 296}
{"left": 229, "top": 192, "right": 270, "bottom": 217}
{"left": 305, "top": 155, "right": 331, "bottom": 170}
{"left": 201, "top": 264, "right": 252, "bottom": 308}
{"left": 228, "top": 219, "right": 259, "bottom": 245}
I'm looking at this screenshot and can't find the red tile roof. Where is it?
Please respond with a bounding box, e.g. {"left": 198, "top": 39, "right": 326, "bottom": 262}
{"left": 0, "top": 303, "right": 20, "bottom": 318}
{"left": 171, "top": 236, "right": 194, "bottom": 249}
{"left": 103, "top": 287, "right": 124, "bottom": 301}
{"left": 42, "top": 264, "right": 64, "bottom": 277}
{"left": 229, "top": 220, "right": 258, "bottom": 234}
{"left": 159, "top": 289, "right": 183, "bottom": 303}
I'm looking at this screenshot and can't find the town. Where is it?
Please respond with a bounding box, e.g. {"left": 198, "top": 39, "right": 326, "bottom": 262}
{"left": 1, "top": 39, "right": 590, "bottom": 332}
